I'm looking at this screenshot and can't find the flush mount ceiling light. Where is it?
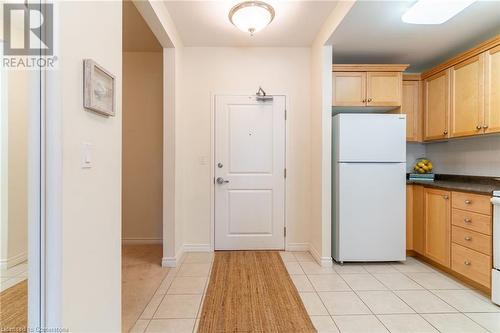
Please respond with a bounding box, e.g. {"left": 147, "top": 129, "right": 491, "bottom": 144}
{"left": 229, "top": 1, "right": 275, "bottom": 35}
{"left": 402, "top": 0, "right": 476, "bottom": 24}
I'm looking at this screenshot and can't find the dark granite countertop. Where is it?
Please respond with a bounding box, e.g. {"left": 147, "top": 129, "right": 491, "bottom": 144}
{"left": 406, "top": 174, "right": 500, "bottom": 195}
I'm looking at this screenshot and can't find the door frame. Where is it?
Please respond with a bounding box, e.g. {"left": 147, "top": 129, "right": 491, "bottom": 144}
{"left": 210, "top": 93, "right": 288, "bottom": 252}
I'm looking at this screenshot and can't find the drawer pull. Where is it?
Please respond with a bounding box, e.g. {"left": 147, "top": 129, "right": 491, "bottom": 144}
{"left": 464, "top": 218, "right": 472, "bottom": 223}
{"left": 444, "top": 195, "right": 449, "bottom": 199}
{"left": 464, "top": 260, "right": 471, "bottom": 266}
{"left": 464, "top": 200, "right": 472, "bottom": 204}
{"left": 464, "top": 236, "right": 472, "bottom": 241}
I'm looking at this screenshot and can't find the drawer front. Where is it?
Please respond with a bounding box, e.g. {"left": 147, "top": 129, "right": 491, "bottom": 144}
{"left": 452, "top": 209, "right": 492, "bottom": 235}
{"left": 452, "top": 226, "right": 492, "bottom": 255}
{"left": 451, "top": 243, "right": 491, "bottom": 288}
{"left": 452, "top": 192, "right": 492, "bottom": 216}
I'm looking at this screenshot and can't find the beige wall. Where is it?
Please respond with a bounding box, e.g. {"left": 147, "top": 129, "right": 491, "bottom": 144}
{"left": 48, "top": 1, "right": 123, "bottom": 330}
{"left": 122, "top": 52, "right": 163, "bottom": 242}
{"left": 178, "top": 47, "right": 312, "bottom": 250}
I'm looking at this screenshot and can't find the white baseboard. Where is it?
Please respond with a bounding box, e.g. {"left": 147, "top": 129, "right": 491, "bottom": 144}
{"left": 183, "top": 244, "right": 211, "bottom": 252}
{"left": 286, "top": 242, "right": 310, "bottom": 252}
{"left": 309, "top": 245, "right": 333, "bottom": 267}
{"left": 162, "top": 245, "right": 185, "bottom": 268}
{"left": 122, "top": 238, "right": 162, "bottom": 245}
{"left": 0, "top": 252, "right": 27, "bottom": 270}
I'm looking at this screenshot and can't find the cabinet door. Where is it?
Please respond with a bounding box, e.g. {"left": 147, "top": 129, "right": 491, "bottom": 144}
{"left": 406, "top": 185, "right": 414, "bottom": 251}
{"left": 412, "top": 185, "right": 425, "bottom": 255}
{"left": 402, "top": 80, "right": 421, "bottom": 141}
{"left": 485, "top": 45, "right": 500, "bottom": 134}
{"left": 424, "top": 70, "right": 450, "bottom": 140}
{"left": 424, "top": 188, "right": 451, "bottom": 267}
{"left": 366, "top": 72, "right": 402, "bottom": 107}
{"left": 450, "top": 55, "right": 485, "bottom": 138}
{"left": 332, "top": 72, "right": 366, "bottom": 106}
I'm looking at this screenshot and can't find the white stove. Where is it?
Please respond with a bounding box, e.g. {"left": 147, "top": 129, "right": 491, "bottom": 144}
{"left": 492, "top": 191, "right": 500, "bottom": 305}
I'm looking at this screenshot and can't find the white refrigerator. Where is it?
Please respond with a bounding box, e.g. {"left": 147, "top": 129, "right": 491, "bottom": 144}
{"left": 332, "top": 114, "right": 406, "bottom": 262}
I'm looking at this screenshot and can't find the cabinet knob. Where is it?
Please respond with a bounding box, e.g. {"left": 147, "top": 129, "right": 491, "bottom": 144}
{"left": 464, "top": 260, "right": 471, "bottom": 266}
{"left": 464, "top": 218, "right": 472, "bottom": 223}
{"left": 443, "top": 130, "right": 448, "bottom": 135}
{"left": 476, "top": 125, "right": 482, "bottom": 130}
{"left": 483, "top": 125, "right": 489, "bottom": 129}
{"left": 367, "top": 98, "right": 372, "bottom": 102}
{"left": 443, "top": 195, "right": 449, "bottom": 199}
{"left": 464, "top": 200, "right": 472, "bottom": 204}
{"left": 362, "top": 99, "right": 366, "bottom": 103}
{"left": 464, "top": 236, "right": 472, "bottom": 241}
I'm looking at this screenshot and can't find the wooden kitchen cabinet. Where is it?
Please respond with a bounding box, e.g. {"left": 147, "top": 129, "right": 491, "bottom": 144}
{"left": 402, "top": 80, "right": 422, "bottom": 142}
{"left": 450, "top": 55, "right": 484, "bottom": 138}
{"left": 406, "top": 185, "right": 425, "bottom": 254}
{"left": 332, "top": 72, "right": 366, "bottom": 107}
{"left": 424, "top": 188, "right": 451, "bottom": 267}
{"left": 366, "top": 72, "right": 402, "bottom": 107}
{"left": 424, "top": 70, "right": 450, "bottom": 141}
{"left": 485, "top": 45, "right": 500, "bottom": 134}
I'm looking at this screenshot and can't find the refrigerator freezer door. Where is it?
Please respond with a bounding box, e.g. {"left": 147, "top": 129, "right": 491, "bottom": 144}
{"left": 334, "top": 114, "right": 406, "bottom": 163}
{"left": 336, "top": 162, "right": 406, "bottom": 262}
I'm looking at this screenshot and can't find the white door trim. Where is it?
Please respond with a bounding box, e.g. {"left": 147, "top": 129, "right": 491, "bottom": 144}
{"left": 210, "top": 93, "right": 287, "bottom": 252}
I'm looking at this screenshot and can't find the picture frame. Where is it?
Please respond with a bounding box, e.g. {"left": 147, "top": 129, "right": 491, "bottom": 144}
{"left": 83, "top": 59, "right": 116, "bottom": 116}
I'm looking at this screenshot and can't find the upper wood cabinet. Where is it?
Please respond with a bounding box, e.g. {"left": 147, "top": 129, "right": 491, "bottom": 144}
{"left": 485, "top": 45, "right": 500, "bottom": 134}
{"left": 366, "top": 72, "right": 402, "bottom": 107}
{"left": 450, "top": 55, "right": 485, "bottom": 138}
{"left": 424, "top": 70, "right": 450, "bottom": 141}
{"left": 424, "top": 188, "right": 451, "bottom": 268}
{"left": 332, "top": 64, "right": 408, "bottom": 109}
{"left": 402, "top": 79, "right": 422, "bottom": 142}
{"left": 332, "top": 72, "right": 366, "bottom": 107}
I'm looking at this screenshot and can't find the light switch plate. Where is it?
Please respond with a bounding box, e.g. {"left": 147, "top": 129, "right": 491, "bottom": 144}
{"left": 81, "top": 142, "right": 93, "bottom": 169}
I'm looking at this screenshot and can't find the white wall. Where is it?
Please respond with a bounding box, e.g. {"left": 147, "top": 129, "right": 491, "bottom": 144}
{"left": 47, "top": 1, "right": 122, "bottom": 331}
{"left": 178, "top": 47, "right": 312, "bottom": 250}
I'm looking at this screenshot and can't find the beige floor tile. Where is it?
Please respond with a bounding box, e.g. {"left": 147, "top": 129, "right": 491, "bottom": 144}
{"left": 405, "top": 272, "right": 468, "bottom": 290}
{"left": 290, "top": 275, "right": 314, "bottom": 292}
{"left": 284, "top": 261, "right": 305, "bottom": 275}
{"left": 332, "top": 263, "right": 368, "bottom": 274}
{"left": 279, "top": 251, "right": 297, "bottom": 262}
{"left": 130, "top": 319, "right": 150, "bottom": 333}
{"left": 332, "top": 315, "right": 389, "bottom": 333}
{"left": 340, "top": 274, "right": 387, "bottom": 291}
{"left": 294, "top": 251, "right": 315, "bottom": 262}
{"left": 145, "top": 319, "right": 196, "bottom": 333}
{"left": 394, "top": 290, "right": 458, "bottom": 313}
{"left": 362, "top": 263, "right": 399, "bottom": 274}
{"left": 300, "top": 262, "right": 337, "bottom": 275}
{"left": 357, "top": 291, "right": 414, "bottom": 314}
{"left": 308, "top": 275, "right": 351, "bottom": 292}
{"left": 373, "top": 273, "right": 424, "bottom": 290}
{"left": 431, "top": 290, "right": 500, "bottom": 313}
{"left": 318, "top": 291, "right": 371, "bottom": 315}
{"left": 141, "top": 294, "right": 165, "bottom": 319}
{"left": 465, "top": 313, "right": 500, "bottom": 333}
{"left": 177, "top": 263, "right": 211, "bottom": 277}
{"left": 299, "top": 292, "right": 329, "bottom": 316}
{"left": 167, "top": 277, "right": 207, "bottom": 295}
{"left": 377, "top": 314, "right": 438, "bottom": 333}
{"left": 310, "top": 316, "right": 340, "bottom": 333}
{"left": 422, "top": 313, "right": 488, "bottom": 332}
{"left": 391, "top": 259, "right": 433, "bottom": 273}
{"left": 154, "top": 294, "right": 202, "bottom": 319}
{"left": 183, "top": 252, "right": 213, "bottom": 264}
{"left": 155, "top": 271, "right": 176, "bottom": 295}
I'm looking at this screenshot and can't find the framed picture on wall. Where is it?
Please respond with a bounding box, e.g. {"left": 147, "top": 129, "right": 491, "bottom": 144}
{"left": 83, "top": 59, "right": 116, "bottom": 116}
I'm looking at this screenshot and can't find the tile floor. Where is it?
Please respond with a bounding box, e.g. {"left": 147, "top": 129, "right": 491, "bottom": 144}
{"left": 0, "top": 261, "right": 28, "bottom": 292}
{"left": 130, "top": 252, "right": 500, "bottom": 333}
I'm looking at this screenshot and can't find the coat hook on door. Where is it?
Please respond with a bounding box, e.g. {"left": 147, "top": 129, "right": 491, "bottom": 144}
{"left": 256, "top": 86, "right": 273, "bottom": 102}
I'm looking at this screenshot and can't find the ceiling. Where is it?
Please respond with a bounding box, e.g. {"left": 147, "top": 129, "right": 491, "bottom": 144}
{"left": 123, "top": 1, "right": 162, "bottom": 52}
{"left": 163, "top": 1, "right": 339, "bottom": 47}
{"left": 331, "top": 0, "right": 500, "bottom": 72}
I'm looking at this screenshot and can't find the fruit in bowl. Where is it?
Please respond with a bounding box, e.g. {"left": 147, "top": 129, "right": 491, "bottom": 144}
{"left": 413, "top": 159, "right": 433, "bottom": 174}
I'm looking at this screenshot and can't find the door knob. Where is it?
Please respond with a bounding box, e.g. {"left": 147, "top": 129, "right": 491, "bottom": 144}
{"left": 216, "top": 177, "right": 229, "bottom": 185}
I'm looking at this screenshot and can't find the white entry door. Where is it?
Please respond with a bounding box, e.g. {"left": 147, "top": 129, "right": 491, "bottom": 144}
{"left": 215, "top": 95, "right": 285, "bottom": 250}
